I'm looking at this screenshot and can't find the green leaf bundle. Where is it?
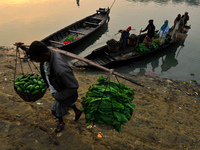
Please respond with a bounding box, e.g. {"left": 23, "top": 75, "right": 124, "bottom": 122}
{"left": 81, "top": 76, "right": 135, "bottom": 132}
{"left": 135, "top": 43, "right": 149, "bottom": 54}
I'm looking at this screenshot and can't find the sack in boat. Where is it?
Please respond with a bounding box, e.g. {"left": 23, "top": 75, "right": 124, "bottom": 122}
{"left": 175, "top": 33, "right": 188, "bottom": 40}
{"left": 106, "top": 39, "right": 120, "bottom": 52}
{"left": 108, "top": 46, "right": 119, "bottom": 52}
{"left": 128, "top": 34, "right": 137, "bottom": 46}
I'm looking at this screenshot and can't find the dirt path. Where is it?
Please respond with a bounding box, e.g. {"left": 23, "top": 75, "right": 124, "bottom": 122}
{"left": 0, "top": 47, "right": 200, "bottom": 150}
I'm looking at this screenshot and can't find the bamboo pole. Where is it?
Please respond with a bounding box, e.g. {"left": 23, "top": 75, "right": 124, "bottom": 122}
{"left": 51, "top": 47, "right": 144, "bottom": 87}
{"left": 14, "top": 43, "right": 144, "bottom": 87}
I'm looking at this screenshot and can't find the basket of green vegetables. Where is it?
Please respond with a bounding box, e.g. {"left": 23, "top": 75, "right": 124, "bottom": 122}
{"left": 14, "top": 74, "right": 47, "bottom": 102}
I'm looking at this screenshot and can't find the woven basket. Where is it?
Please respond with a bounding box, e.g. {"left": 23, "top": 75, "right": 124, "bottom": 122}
{"left": 14, "top": 87, "right": 47, "bottom": 102}
{"left": 108, "top": 46, "right": 119, "bottom": 53}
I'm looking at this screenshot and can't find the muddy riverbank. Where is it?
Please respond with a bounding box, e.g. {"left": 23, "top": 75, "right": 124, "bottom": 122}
{"left": 0, "top": 47, "right": 200, "bottom": 150}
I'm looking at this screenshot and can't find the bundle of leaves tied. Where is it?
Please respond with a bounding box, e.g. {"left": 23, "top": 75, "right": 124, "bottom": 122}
{"left": 81, "top": 76, "right": 135, "bottom": 132}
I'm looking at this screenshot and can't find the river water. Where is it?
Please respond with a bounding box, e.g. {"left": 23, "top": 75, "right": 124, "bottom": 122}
{"left": 1, "top": 0, "right": 200, "bottom": 83}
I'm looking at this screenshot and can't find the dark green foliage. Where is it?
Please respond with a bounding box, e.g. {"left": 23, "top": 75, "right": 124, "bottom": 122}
{"left": 164, "top": 38, "right": 169, "bottom": 44}
{"left": 154, "top": 32, "right": 159, "bottom": 39}
{"left": 152, "top": 39, "right": 160, "bottom": 50}
{"left": 135, "top": 43, "right": 149, "bottom": 54}
{"left": 81, "top": 76, "right": 135, "bottom": 132}
{"left": 64, "top": 35, "right": 78, "bottom": 42}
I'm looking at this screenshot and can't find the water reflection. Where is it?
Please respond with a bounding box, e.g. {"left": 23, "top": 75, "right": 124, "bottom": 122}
{"left": 1, "top": 0, "right": 47, "bottom": 5}
{"left": 76, "top": 0, "right": 80, "bottom": 6}
{"left": 161, "top": 40, "right": 185, "bottom": 72}
{"left": 127, "top": 0, "right": 200, "bottom": 6}
{"left": 120, "top": 40, "right": 186, "bottom": 76}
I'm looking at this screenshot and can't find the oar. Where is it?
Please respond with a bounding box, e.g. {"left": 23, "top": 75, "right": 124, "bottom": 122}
{"left": 114, "top": 29, "right": 136, "bottom": 36}
{"left": 110, "top": 0, "right": 117, "bottom": 10}
{"left": 134, "top": 28, "right": 142, "bottom": 49}
{"left": 175, "top": 46, "right": 183, "bottom": 58}
{"left": 50, "top": 47, "right": 144, "bottom": 87}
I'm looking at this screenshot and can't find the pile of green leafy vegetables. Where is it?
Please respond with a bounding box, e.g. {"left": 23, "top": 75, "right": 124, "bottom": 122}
{"left": 135, "top": 32, "right": 162, "bottom": 53}
{"left": 135, "top": 43, "right": 149, "bottom": 54}
{"left": 81, "top": 76, "right": 135, "bottom": 132}
{"left": 152, "top": 39, "right": 160, "bottom": 50}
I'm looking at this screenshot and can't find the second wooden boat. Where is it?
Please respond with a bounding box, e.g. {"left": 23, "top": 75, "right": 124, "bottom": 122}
{"left": 72, "top": 26, "right": 190, "bottom": 68}
{"left": 41, "top": 7, "right": 110, "bottom": 51}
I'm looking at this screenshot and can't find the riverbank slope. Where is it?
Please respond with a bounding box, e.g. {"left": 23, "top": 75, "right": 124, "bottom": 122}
{"left": 0, "top": 47, "right": 199, "bottom": 150}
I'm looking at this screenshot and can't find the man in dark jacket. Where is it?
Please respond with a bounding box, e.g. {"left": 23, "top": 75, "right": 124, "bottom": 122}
{"left": 140, "top": 19, "right": 155, "bottom": 49}
{"left": 21, "top": 41, "right": 82, "bottom": 132}
{"left": 118, "top": 26, "right": 132, "bottom": 48}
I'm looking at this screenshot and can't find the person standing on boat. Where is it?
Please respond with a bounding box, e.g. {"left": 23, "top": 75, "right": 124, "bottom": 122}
{"left": 157, "top": 20, "right": 169, "bottom": 45}
{"left": 182, "top": 12, "right": 189, "bottom": 27}
{"left": 18, "top": 41, "right": 82, "bottom": 132}
{"left": 171, "top": 14, "right": 184, "bottom": 41}
{"left": 140, "top": 19, "right": 155, "bottom": 49}
{"left": 118, "top": 26, "right": 132, "bottom": 48}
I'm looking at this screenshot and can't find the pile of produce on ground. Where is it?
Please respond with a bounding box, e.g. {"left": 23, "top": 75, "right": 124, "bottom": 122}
{"left": 63, "top": 35, "right": 79, "bottom": 44}
{"left": 14, "top": 74, "right": 47, "bottom": 95}
{"left": 81, "top": 76, "right": 135, "bottom": 132}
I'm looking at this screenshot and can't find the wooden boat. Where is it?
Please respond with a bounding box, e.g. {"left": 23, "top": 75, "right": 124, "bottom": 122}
{"left": 72, "top": 26, "right": 190, "bottom": 68}
{"left": 41, "top": 7, "right": 110, "bottom": 51}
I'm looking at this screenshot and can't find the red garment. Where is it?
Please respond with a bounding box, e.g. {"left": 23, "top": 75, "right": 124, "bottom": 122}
{"left": 63, "top": 41, "right": 71, "bottom": 44}
{"left": 127, "top": 26, "right": 131, "bottom": 31}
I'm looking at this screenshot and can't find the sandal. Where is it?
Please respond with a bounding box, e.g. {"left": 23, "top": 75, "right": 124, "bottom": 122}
{"left": 55, "top": 122, "right": 65, "bottom": 132}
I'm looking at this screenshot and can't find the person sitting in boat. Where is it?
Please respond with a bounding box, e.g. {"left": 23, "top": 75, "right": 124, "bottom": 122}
{"left": 171, "top": 14, "right": 184, "bottom": 41}
{"left": 182, "top": 12, "right": 189, "bottom": 27}
{"left": 118, "top": 26, "right": 132, "bottom": 48}
{"left": 157, "top": 20, "right": 169, "bottom": 45}
{"left": 140, "top": 19, "right": 155, "bottom": 49}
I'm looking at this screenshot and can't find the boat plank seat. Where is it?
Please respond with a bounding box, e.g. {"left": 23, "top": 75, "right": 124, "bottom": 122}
{"left": 84, "top": 21, "right": 99, "bottom": 26}
{"left": 95, "top": 58, "right": 106, "bottom": 65}
{"left": 98, "top": 56, "right": 110, "bottom": 63}
{"left": 104, "top": 52, "right": 116, "bottom": 61}
{"left": 91, "top": 17, "right": 102, "bottom": 21}
{"left": 68, "top": 30, "right": 86, "bottom": 35}
{"left": 75, "top": 61, "right": 88, "bottom": 66}
{"left": 92, "top": 59, "right": 104, "bottom": 65}
{"left": 96, "top": 8, "right": 108, "bottom": 15}
{"left": 49, "top": 40, "right": 65, "bottom": 45}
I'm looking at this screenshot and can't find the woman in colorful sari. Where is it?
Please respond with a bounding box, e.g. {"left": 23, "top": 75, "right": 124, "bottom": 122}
{"left": 157, "top": 20, "right": 169, "bottom": 45}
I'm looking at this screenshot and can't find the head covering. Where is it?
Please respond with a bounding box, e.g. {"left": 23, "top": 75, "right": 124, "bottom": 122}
{"left": 27, "top": 41, "right": 49, "bottom": 57}
{"left": 127, "top": 26, "right": 131, "bottom": 31}
{"left": 149, "top": 19, "right": 154, "bottom": 24}
{"left": 161, "top": 20, "right": 168, "bottom": 30}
